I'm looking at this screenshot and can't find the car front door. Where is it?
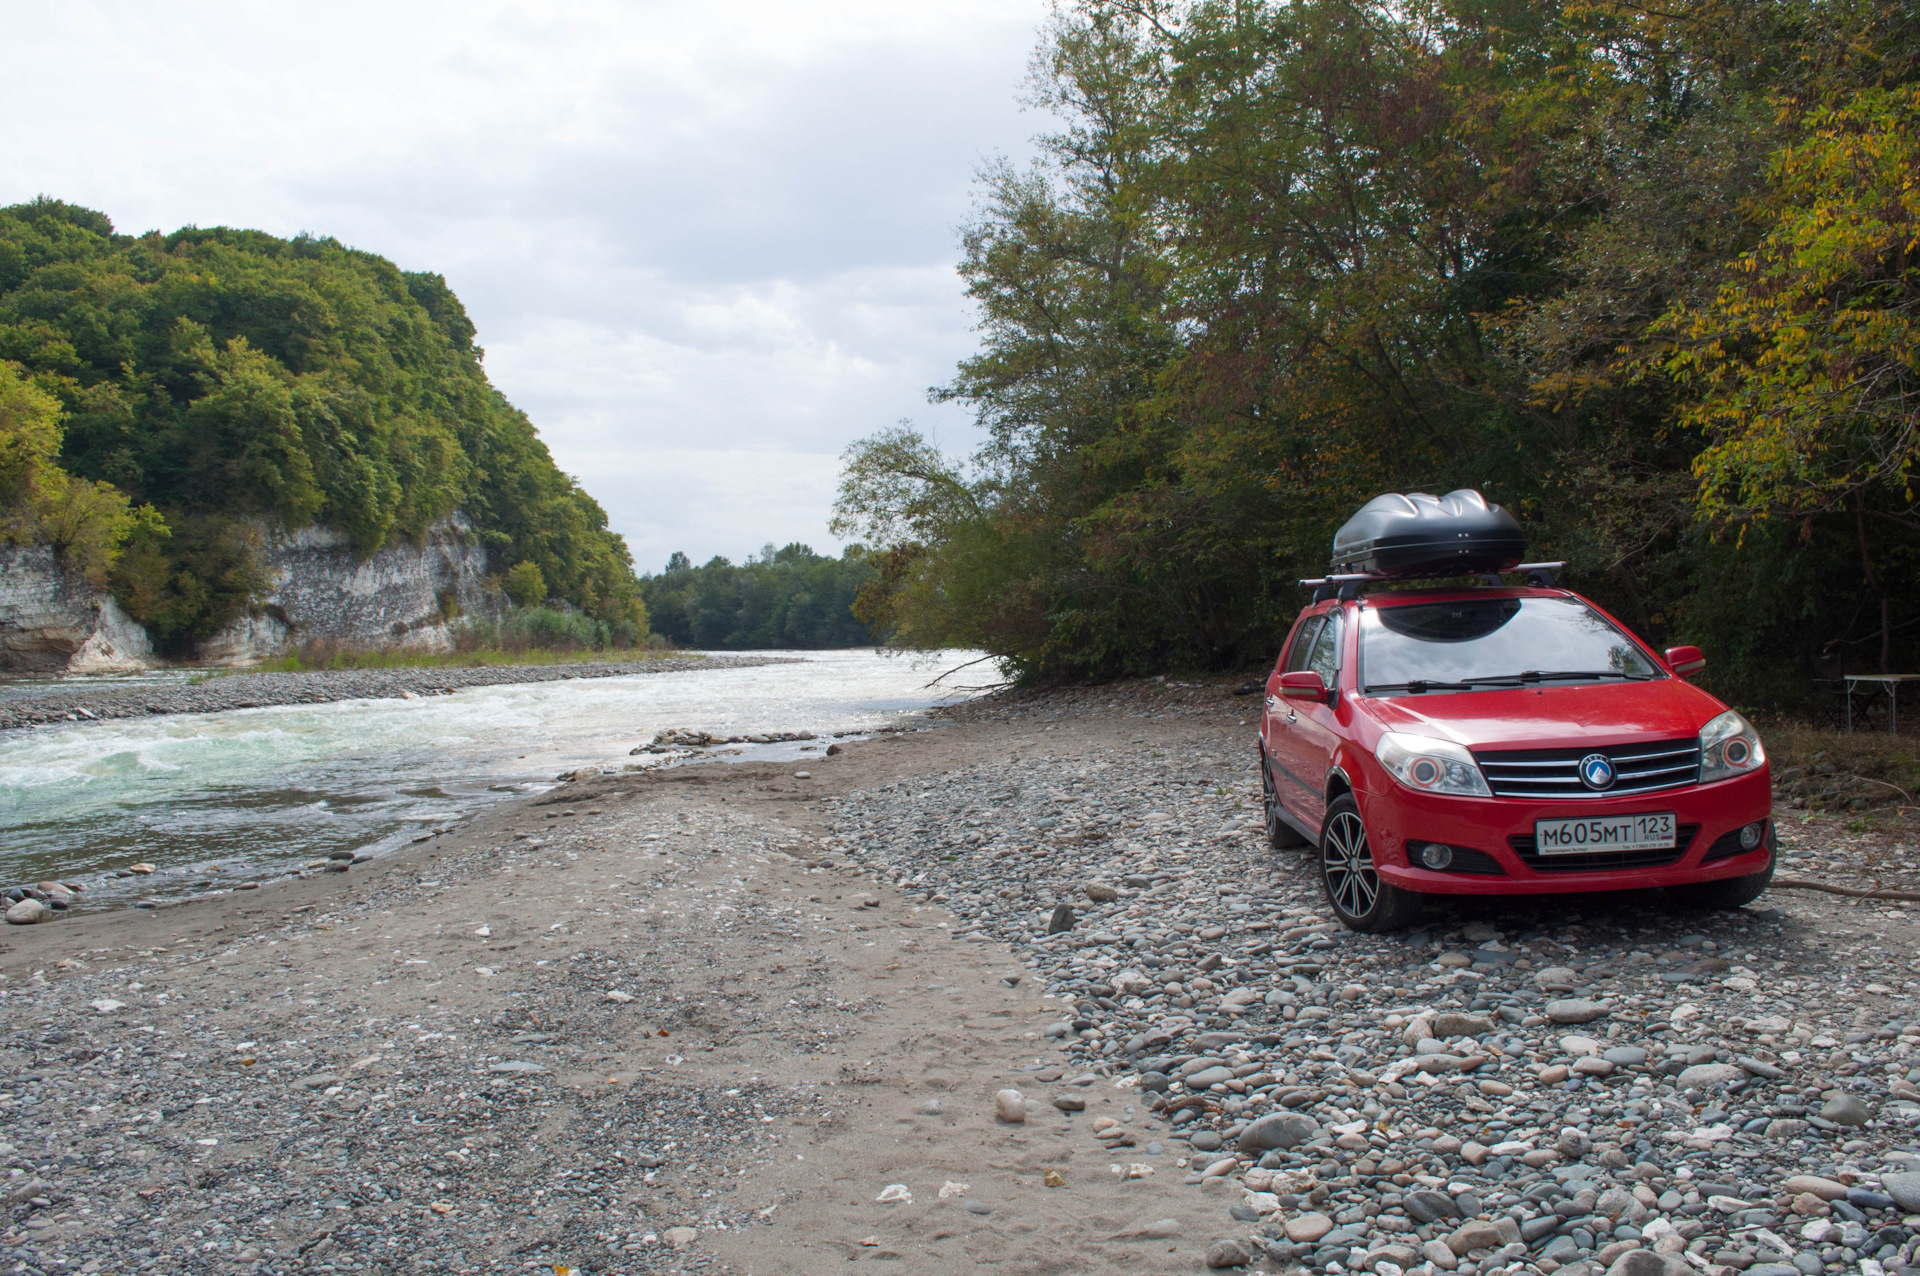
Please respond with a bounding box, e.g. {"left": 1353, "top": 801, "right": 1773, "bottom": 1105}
{"left": 1265, "top": 612, "right": 1326, "bottom": 818}
{"left": 1271, "top": 609, "right": 1344, "bottom": 835}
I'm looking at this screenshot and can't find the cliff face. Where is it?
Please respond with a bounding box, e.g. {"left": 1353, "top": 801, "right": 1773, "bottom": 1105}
{"left": 0, "top": 546, "right": 153, "bottom": 672}
{"left": 0, "top": 517, "right": 503, "bottom": 672}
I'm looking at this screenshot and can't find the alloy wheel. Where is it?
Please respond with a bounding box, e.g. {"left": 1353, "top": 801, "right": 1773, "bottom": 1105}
{"left": 1322, "top": 810, "right": 1378, "bottom": 919}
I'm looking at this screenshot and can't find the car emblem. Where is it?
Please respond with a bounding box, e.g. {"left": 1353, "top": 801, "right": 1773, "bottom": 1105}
{"left": 1579, "top": 753, "right": 1616, "bottom": 790}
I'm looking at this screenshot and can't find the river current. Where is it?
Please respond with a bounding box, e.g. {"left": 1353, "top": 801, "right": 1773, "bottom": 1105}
{"left": 9, "top": 649, "right": 984, "bottom": 909}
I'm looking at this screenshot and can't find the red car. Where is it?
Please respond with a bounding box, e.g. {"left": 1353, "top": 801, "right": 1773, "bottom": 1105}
{"left": 1259, "top": 583, "right": 1774, "bottom": 932}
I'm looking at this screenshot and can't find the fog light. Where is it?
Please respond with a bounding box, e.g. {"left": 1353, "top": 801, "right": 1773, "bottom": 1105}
{"left": 1419, "top": 843, "right": 1454, "bottom": 870}
{"left": 1739, "top": 820, "right": 1765, "bottom": 850}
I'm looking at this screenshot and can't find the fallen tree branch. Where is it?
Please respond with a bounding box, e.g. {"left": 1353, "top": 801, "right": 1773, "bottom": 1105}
{"left": 1771, "top": 875, "right": 1920, "bottom": 901}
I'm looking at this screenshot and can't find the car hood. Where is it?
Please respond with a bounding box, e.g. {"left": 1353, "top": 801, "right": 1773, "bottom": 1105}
{"left": 1356, "top": 678, "right": 1727, "bottom": 752}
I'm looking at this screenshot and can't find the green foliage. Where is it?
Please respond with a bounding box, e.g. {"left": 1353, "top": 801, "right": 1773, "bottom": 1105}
{"left": 500, "top": 560, "right": 547, "bottom": 607}
{"left": 838, "top": 0, "right": 1920, "bottom": 701}
{"left": 0, "top": 198, "right": 644, "bottom": 654}
{"left": 0, "top": 359, "right": 156, "bottom": 586}
{"left": 640, "top": 543, "right": 881, "bottom": 649}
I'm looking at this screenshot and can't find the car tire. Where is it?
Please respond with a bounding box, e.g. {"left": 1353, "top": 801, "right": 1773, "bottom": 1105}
{"left": 1260, "top": 747, "right": 1309, "bottom": 849}
{"left": 1319, "top": 795, "right": 1424, "bottom": 932}
{"left": 1666, "top": 853, "right": 1776, "bottom": 910}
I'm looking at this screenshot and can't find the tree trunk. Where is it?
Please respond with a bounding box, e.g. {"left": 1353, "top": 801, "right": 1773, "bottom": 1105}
{"left": 1855, "top": 491, "right": 1891, "bottom": 673}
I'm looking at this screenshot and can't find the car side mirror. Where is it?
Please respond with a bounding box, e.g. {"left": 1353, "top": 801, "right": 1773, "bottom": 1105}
{"left": 1278, "top": 671, "right": 1330, "bottom": 703}
{"left": 1665, "top": 645, "right": 1706, "bottom": 677}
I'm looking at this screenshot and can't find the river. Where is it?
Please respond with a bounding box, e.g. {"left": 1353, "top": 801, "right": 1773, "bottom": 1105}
{"left": 7, "top": 649, "right": 985, "bottom": 909}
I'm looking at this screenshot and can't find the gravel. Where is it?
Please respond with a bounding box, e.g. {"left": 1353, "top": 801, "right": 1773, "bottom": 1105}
{"left": 808, "top": 679, "right": 1920, "bottom": 1276}
{"left": 0, "top": 655, "right": 790, "bottom": 732}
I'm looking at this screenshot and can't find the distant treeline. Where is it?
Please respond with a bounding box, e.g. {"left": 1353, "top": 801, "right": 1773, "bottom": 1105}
{"left": 0, "top": 199, "right": 643, "bottom": 656}
{"left": 640, "top": 544, "right": 880, "bottom": 649}
{"left": 835, "top": 0, "right": 1920, "bottom": 707}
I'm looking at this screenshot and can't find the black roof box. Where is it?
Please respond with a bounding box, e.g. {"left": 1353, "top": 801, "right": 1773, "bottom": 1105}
{"left": 1331, "top": 490, "right": 1526, "bottom": 577}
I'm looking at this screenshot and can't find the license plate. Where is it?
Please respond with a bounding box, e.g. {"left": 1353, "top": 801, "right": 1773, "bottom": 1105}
{"left": 1534, "top": 812, "right": 1676, "bottom": 854}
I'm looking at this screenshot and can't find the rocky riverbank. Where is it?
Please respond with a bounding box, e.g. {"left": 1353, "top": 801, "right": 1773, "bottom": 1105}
{"left": 0, "top": 675, "right": 1916, "bottom": 1276}
{"left": 0, "top": 654, "right": 793, "bottom": 732}
{"left": 809, "top": 681, "right": 1920, "bottom": 1276}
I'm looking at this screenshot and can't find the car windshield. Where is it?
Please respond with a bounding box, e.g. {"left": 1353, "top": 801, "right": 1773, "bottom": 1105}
{"left": 1360, "top": 596, "right": 1660, "bottom": 692}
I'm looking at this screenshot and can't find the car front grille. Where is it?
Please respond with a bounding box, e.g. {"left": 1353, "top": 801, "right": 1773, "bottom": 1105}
{"left": 1474, "top": 738, "right": 1701, "bottom": 799}
{"left": 1508, "top": 823, "right": 1700, "bottom": 872}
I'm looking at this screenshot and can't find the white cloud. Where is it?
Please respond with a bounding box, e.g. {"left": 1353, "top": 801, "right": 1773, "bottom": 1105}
{"left": 0, "top": 0, "right": 1041, "bottom": 571}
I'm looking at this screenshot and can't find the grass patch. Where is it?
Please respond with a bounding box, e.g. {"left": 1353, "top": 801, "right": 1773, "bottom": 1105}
{"left": 1759, "top": 719, "right": 1920, "bottom": 809}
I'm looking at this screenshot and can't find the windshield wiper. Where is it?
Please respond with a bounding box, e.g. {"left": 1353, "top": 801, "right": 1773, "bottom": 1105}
{"left": 1508, "top": 670, "right": 1655, "bottom": 682}
{"left": 1363, "top": 677, "right": 1525, "bottom": 694}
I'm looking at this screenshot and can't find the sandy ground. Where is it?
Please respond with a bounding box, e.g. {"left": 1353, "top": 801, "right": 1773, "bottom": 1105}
{"left": 0, "top": 708, "right": 1245, "bottom": 1276}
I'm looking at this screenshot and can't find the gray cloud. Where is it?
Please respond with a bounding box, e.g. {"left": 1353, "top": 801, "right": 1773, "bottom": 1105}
{"left": 0, "top": 0, "right": 1042, "bottom": 573}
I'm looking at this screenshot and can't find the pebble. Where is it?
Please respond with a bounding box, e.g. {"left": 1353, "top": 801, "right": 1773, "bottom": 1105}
{"left": 1205, "top": 1239, "right": 1252, "bottom": 1267}
{"left": 1884, "top": 1172, "right": 1920, "bottom": 1213}
{"left": 1818, "top": 1093, "right": 1870, "bottom": 1125}
{"left": 1547, "top": 998, "right": 1611, "bottom": 1024}
{"left": 5, "top": 898, "right": 48, "bottom": 925}
{"left": 994, "top": 1088, "right": 1026, "bottom": 1122}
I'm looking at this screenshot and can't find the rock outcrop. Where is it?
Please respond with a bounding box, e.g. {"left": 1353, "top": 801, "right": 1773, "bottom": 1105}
{"left": 200, "top": 516, "right": 503, "bottom": 664}
{"left": 0, "top": 515, "right": 504, "bottom": 671}
{"left": 0, "top": 546, "right": 153, "bottom": 673}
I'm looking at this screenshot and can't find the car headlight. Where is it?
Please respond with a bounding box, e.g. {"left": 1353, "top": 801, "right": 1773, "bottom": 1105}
{"left": 1375, "top": 731, "right": 1491, "bottom": 797}
{"left": 1698, "top": 709, "right": 1766, "bottom": 782}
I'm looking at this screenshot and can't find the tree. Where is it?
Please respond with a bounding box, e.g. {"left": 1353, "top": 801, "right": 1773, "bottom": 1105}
{"left": 501, "top": 560, "right": 547, "bottom": 607}
{"left": 0, "top": 360, "right": 156, "bottom": 585}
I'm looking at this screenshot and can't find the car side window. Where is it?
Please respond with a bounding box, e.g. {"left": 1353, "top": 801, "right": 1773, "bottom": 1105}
{"left": 1283, "top": 616, "right": 1326, "bottom": 674}
{"left": 1306, "top": 611, "right": 1342, "bottom": 685}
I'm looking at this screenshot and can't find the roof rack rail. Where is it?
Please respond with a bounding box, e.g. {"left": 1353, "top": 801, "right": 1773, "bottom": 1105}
{"left": 1514, "top": 561, "right": 1566, "bottom": 587}
{"left": 1298, "top": 572, "right": 1382, "bottom": 603}
{"left": 1297, "top": 562, "right": 1567, "bottom": 602}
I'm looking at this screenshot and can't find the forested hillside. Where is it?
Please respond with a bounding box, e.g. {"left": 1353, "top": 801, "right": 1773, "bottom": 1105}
{"left": 0, "top": 199, "right": 643, "bottom": 654}
{"left": 640, "top": 544, "right": 879, "bottom": 649}
{"left": 835, "top": 0, "right": 1920, "bottom": 707}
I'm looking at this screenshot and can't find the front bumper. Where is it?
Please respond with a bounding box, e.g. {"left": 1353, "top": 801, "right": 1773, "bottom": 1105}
{"left": 1361, "top": 767, "right": 1774, "bottom": 895}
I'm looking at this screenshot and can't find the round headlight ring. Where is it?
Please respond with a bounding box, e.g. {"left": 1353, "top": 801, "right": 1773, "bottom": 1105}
{"left": 1724, "top": 738, "right": 1751, "bottom": 766}
{"left": 1410, "top": 758, "right": 1440, "bottom": 786}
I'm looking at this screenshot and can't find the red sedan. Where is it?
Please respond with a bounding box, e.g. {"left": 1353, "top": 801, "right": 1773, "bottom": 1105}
{"left": 1259, "top": 585, "right": 1774, "bottom": 931}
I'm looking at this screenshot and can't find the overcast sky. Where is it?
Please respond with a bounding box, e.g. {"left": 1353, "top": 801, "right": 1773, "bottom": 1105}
{"left": 0, "top": 0, "right": 1045, "bottom": 573}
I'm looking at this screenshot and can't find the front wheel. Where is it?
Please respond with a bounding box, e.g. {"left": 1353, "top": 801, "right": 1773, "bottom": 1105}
{"left": 1260, "top": 746, "right": 1309, "bottom": 849}
{"left": 1320, "top": 795, "right": 1424, "bottom": 932}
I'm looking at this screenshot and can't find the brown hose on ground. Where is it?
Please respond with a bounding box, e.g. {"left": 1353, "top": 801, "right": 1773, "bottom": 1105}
{"left": 1770, "top": 875, "right": 1920, "bottom": 902}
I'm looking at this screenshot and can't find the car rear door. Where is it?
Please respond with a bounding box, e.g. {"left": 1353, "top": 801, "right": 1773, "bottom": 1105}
{"left": 1270, "top": 609, "right": 1344, "bottom": 834}
{"left": 1265, "top": 612, "right": 1326, "bottom": 816}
